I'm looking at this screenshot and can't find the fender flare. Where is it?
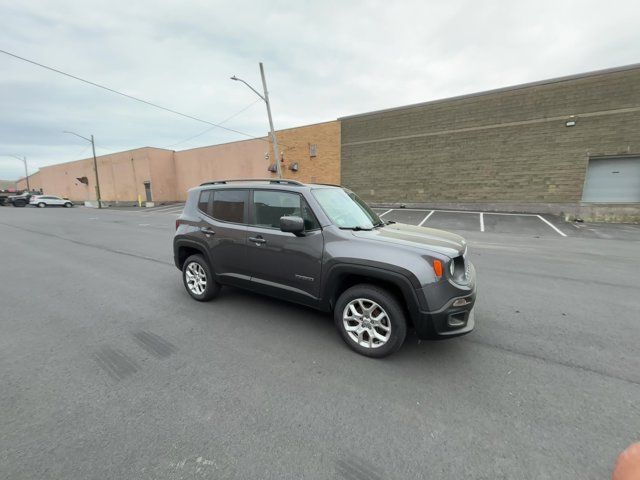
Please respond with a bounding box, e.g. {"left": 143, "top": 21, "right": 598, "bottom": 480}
{"left": 322, "top": 262, "right": 426, "bottom": 323}
{"left": 173, "top": 237, "right": 214, "bottom": 272}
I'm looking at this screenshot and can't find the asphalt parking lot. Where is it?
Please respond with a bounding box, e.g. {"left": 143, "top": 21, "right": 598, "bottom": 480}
{"left": 1, "top": 204, "right": 639, "bottom": 479}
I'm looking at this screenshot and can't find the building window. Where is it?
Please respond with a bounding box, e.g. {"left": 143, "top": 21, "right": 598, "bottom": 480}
{"left": 309, "top": 144, "right": 317, "bottom": 157}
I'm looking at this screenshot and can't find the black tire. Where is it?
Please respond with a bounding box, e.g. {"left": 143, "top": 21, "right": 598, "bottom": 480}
{"left": 334, "top": 284, "right": 407, "bottom": 358}
{"left": 37, "top": 202, "right": 46, "bottom": 208}
{"left": 64, "top": 202, "right": 73, "bottom": 208}
{"left": 182, "top": 254, "right": 221, "bottom": 302}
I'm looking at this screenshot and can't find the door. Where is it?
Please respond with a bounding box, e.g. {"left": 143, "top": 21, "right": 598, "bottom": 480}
{"left": 247, "top": 189, "right": 324, "bottom": 304}
{"left": 144, "top": 181, "right": 153, "bottom": 202}
{"left": 196, "top": 188, "right": 250, "bottom": 285}
{"left": 582, "top": 156, "right": 640, "bottom": 203}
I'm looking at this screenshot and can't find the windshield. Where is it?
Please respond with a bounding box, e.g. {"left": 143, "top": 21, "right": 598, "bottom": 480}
{"left": 312, "top": 188, "right": 382, "bottom": 229}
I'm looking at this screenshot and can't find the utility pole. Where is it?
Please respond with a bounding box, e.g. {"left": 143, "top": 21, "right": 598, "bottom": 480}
{"left": 90, "top": 135, "right": 102, "bottom": 208}
{"left": 231, "top": 63, "right": 282, "bottom": 178}
{"left": 21, "top": 156, "right": 30, "bottom": 191}
{"left": 63, "top": 131, "right": 102, "bottom": 208}
{"left": 259, "top": 63, "right": 281, "bottom": 179}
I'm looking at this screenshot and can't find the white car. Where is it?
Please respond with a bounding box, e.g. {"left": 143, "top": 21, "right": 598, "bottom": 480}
{"left": 30, "top": 195, "right": 74, "bottom": 208}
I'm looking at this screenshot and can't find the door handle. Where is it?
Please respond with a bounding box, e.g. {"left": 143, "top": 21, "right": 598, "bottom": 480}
{"left": 248, "top": 236, "right": 267, "bottom": 244}
{"left": 201, "top": 227, "right": 216, "bottom": 235}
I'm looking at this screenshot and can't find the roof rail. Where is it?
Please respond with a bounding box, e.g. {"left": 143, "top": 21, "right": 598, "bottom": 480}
{"left": 310, "top": 182, "right": 343, "bottom": 188}
{"left": 200, "top": 178, "right": 304, "bottom": 187}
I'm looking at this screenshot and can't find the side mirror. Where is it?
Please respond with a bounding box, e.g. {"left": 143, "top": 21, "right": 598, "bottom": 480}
{"left": 280, "top": 216, "right": 305, "bottom": 236}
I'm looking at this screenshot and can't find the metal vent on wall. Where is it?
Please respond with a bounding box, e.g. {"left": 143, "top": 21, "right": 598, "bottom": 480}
{"left": 309, "top": 144, "right": 317, "bottom": 157}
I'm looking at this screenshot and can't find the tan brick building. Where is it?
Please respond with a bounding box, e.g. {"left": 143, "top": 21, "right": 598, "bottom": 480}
{"left": 273, "top": 120, "right": 341, "bottom": 184}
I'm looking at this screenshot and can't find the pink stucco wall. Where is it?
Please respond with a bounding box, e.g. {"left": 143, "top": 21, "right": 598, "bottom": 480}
{"left": 174, "top": 138, "right": 270, "bottom": 201}
{"left": 20, "top": 138, "right": 271, "bottom": 203}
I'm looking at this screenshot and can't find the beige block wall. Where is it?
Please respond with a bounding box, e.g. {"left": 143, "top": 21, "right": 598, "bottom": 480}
{"left": 274, "top": 121, "right": 341, "bottom": 184}
{"left": 174, "top": 138, "right": 270, "bottom": 201}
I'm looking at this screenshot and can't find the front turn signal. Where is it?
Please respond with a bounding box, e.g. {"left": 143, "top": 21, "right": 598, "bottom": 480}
{"left": 433, "top": 260, "right": 443, "bottom": 279}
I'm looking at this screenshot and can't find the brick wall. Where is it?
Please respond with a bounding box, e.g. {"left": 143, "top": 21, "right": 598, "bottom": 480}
{"left": 341, "top": 66, "right": 640, "bottom": 204}
{"left": 274, "top": 121, "right": 341, "bottom": 184}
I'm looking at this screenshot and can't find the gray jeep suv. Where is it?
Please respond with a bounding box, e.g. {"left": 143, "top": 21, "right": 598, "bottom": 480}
{"left": 173, "top": 179, "right": 476, "bottom": 357}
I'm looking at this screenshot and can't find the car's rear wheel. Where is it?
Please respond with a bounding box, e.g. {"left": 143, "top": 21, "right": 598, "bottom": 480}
{"left": 37, "top": 202, "right": 46, "bottom": 208}
{"left": 334, "top": 284, "right": 407, "bottom": 358}
{"left": 182, "top": 254, "right": 220, "bottom": 301}
{"left": 64, "top": 202, "right": 72, "bottom": 208}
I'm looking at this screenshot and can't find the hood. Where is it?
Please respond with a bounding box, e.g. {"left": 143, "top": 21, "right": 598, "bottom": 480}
{"left": 352, "top": 222, "right": 467, "bottom": 258}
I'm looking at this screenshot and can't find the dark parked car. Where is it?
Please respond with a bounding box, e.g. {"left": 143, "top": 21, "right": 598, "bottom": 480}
{"left": 173, "top": 179, "right": 476, "bottom": 357}
{"left": 7, "top": 192, "right": 37, "bottom": 207}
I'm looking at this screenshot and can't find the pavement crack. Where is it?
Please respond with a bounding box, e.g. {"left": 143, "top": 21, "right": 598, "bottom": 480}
{"left": 0, "top": 221, "right": 172, "bottom": 266}
{"left": 463, "top": 337, "right": 640, "bottom": 387}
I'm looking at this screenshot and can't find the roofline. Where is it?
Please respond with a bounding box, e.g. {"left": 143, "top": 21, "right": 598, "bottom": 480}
{"left": 39, "top": 146, "right": 170, "bottom": 170}
{"left": 273, "top": 119, "right": 339, "bottom": 134}
{"left": 338, "top": 62, "right": 640, "bottom": 120}
{"left": 176, "top": 136, "right": 269, "bottom": 153}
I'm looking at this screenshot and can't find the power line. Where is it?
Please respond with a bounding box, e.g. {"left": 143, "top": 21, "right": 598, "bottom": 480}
{"left": 0, "top": 48, "right": 268, "bottom": 142}
{"left": 164, "top": 98, "right": 262, "bottom": 149}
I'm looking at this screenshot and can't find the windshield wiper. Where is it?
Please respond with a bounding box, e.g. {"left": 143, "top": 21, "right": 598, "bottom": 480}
{"left": 339, "top": 226, "right": 373, "bottom": 231}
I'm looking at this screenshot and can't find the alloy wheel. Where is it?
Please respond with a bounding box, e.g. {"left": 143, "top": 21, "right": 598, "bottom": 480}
{"left": 342, "top": 298, "right": 391, "bottom": 348}
{"left": 185, "top": 262, "right": 207, "bottom": 295}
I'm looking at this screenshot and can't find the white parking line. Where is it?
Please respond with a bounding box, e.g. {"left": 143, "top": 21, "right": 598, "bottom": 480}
{"left": 418, "top": 210, "right": 434, "bottom": 226}
{"left": 145, "top": 204, "right": 185, "bottom": 212}
{"left": 380, "top": 207, "right": 539, "bottom": 216}
{"left": 536, "top": 215, "right": 567, "bottom": 237}
{"left": 480, "top": 212, "right": 485, "bottom": 232}
{"left": 379, "top": 209, "right": 393, "bottom": 217}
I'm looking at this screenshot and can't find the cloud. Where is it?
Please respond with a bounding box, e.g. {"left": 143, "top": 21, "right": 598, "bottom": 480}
{"left": 1, "top": 0, "right": 639, "bottom": 178}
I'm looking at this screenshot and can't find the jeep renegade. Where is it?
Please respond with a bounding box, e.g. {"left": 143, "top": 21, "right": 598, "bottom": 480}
{"left": 174, "top": 179, "right": 476, "bottom": 357}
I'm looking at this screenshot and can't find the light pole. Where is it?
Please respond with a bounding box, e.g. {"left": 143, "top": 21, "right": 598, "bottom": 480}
{"left": 2, "top": 155, "right": 30, "bottom": 191}
{"left": 64, "top": 131, "right": 102, "bottom": 208}
{"left": 231, "top": 63, "right": 282, "bottom": 178}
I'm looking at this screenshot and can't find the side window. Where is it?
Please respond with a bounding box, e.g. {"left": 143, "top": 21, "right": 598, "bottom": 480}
{"left": 211, "top": 190, "right": 247, "bottom": 223}
{"left": 198, "top": 190, "right": 211, "bottom": 214}
{"left": 252, "top": 190, "right": 302, "bottom": 228}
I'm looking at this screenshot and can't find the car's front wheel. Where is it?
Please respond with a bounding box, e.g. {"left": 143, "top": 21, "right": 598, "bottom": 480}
{"left": 334, "top": 284, "right": 407, "bottom": 358}
{"left": 182, "top": 254, "right": 221, "bottom": 301}
{"left": 37, "top": 202, "right": 46, "bottom": 208}
{"left": 64, "top": 202, "right": 72, "bottom": 208}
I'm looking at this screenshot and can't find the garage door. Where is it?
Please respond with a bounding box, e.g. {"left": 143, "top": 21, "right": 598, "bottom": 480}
{"left": 582, "top": 156, "right": 640, "bottom": 203}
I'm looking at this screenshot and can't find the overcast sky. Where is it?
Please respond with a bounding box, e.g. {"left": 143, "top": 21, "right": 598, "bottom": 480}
{"left": 1, "top": 0, "right": 639, "bottom": 179}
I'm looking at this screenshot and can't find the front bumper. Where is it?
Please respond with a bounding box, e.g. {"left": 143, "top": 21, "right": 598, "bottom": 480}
{"left": 414, "top": 262, "right": 477, "bottom": 339}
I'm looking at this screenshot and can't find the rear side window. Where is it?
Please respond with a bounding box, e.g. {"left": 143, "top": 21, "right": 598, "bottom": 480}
{"left": 212, "top": 190, "right": 247, "bottom": 223}
{"left": 198, "top": 190, "right": 212, "bottom": 213}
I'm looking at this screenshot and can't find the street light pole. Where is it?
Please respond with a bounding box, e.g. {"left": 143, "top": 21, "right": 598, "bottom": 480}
{"left": 63, "top": 131, "right": 102, "bottom": 208}
{"left": 231, "top": 63, "right": 282, "bottom": 179}
{"left": 1, "top": 154, "right": 30, "bottom": 191}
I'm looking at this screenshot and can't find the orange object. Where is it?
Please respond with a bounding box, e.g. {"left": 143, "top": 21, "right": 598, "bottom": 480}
{"left": 612, "top": 443, "right": 640, "bottom": 480}
{"left": 433, "top": 260, "right": 443, "bottom": 278}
